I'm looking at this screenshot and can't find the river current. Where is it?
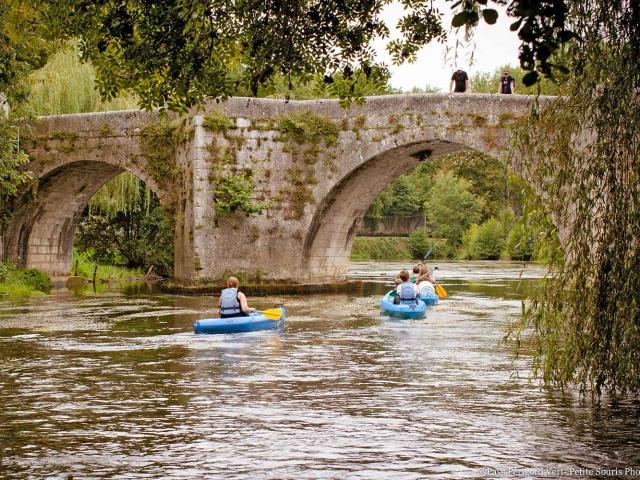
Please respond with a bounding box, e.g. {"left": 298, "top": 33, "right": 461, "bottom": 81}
{"left": 1, "top": 261, "right": 639, "bottom": 479}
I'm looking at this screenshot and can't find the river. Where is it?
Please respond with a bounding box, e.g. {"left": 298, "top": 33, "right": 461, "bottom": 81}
{"left": 1, "top": 261, "right": 639, "bottom": 479}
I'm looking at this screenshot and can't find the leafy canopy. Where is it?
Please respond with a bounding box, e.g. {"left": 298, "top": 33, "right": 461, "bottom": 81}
{"left": 43, "top": 0, "right": 576, "bottom": 110}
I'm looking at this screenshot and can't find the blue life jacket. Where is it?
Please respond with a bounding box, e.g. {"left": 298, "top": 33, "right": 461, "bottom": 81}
{"left": 220, "top": 287, "right": 241, "bottom": 315}
{"left": 399, "top": 282, "right": 417, "bottom": 303}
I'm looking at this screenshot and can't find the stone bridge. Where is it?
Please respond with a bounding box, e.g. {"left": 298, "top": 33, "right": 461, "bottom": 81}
{"left": 5, "top": 93, "right": 551, "bottom": 283}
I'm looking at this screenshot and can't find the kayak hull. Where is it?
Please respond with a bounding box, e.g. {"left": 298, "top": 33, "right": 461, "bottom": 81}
{"left": 380, "top": 292, "right": 427, "bottom": 319}
{"left": 418, "top": 293, "right": 439, "bottom": 306}
{"left": 193, "top": 308, "right": 285, "bottom": 334}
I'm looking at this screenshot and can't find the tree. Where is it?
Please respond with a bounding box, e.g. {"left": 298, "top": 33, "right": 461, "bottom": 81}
{"left": 424, "top": 172, "right": 482, "bottom": 251}
{"left": 507, "top": 2, "right": 640, "bottom": 395}
{"left": 382, "top": 176, "right": 422, "bottom": 217}
{"left": 0, "top": 1, "right": 54, "bottom": 242}
{"left": 43, "top": 0, "right": 578, "bottom": 110}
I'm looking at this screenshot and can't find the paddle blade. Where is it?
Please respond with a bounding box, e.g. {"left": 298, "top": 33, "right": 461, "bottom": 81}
{"left": 260, "top": 308, "right": 283, "bottom": 320}
{"left": 435, "top": 284, "right": 448, "bottom": 299}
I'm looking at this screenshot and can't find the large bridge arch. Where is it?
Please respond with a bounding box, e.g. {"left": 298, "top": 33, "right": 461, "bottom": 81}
{"left": 302, "top": 139, "right": 478, "bottom": 276}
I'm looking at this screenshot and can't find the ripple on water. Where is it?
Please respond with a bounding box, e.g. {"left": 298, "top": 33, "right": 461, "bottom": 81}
{"left": 0, "top": 261, "right": 638, "bottom": 478}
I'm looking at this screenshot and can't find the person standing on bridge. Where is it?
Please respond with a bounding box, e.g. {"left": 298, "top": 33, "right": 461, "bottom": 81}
{"left": 498, "top": 71, "right": 516, "bottom": 94}
{"left": 449, "top": 68, "right": 469, "bottom": 94}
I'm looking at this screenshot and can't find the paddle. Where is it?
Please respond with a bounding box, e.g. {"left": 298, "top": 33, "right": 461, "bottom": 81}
{"left": 258, "top": 308, "right": 283, "bottom": 320}
{"left": 430, "top": 268, "right": 448, "bottom": 299}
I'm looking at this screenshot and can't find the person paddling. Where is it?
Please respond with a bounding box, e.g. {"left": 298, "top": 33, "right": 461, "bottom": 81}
{"left": 394, "top": 270, "right": 420, "bottom": 304}
{"left": 219, "top": 276, "right": 255, "bottom": 318}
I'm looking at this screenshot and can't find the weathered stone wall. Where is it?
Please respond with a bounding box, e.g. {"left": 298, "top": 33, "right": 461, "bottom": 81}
{"left": 189, "top": 94, "right": 544, "bottom": 282}
{"left": 5, "top": 93, "right": 551, "bottom": 282}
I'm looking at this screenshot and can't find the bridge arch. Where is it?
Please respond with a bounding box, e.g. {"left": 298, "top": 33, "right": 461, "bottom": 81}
{"left": 302, "top": 135, "right": 510, "bottom": 280}
{"left": 5, "top": 159, "right": 170, "bottom": 276}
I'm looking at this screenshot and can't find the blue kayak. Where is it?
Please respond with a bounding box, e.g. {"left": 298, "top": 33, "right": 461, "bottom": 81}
{"left": 418, "top": 292, "right": 439, "bottom": 306}
{"left": 193, "top": 308, "right": 285, "bottom": 334}
{"left": 380, "top": 291, "right": 427, "bottom": 319}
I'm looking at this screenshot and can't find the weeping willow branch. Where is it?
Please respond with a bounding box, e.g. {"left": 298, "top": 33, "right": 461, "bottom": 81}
{"left": 509, "top": 1, "right": 640, "bottom": 396}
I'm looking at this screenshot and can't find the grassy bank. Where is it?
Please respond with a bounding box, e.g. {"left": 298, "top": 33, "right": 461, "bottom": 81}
{"left": 351, "top": 237, "right": 413, "bottom": 261}
{"left": 72, "top": 251, "right": 145, "bottom": 283}
{"left": 0, "top": 262, "right": 51, "bottom": 298}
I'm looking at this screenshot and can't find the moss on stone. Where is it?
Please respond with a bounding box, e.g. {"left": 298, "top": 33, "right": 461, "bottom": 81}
{"left": 140, "top": 120, "right": 179, "bottom": 185}
{"left": 277, "top": 111, "right": 339, "bottom": 147}
{"left": 98, "top": 124, "right": 114, "bottom": 136}
{"left": 203, "top": 111, "right": 233, "bottom": 132}
{"left": 278, "top": 166, "right": 318, "bottom": 220}
{"left": 50, "top": 131, "right": 79, "bottom": 141}
{"left": 469, "top": 113, "right": 488, "bottom": 127}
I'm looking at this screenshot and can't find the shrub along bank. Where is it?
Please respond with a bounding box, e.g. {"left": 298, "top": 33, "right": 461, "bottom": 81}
{"left": 0, "top": 262, "right": 51, "bottom": 298}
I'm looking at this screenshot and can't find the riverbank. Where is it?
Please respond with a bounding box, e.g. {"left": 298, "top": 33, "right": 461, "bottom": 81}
{"left": 0, "top": 262, "right": 51, "bottom": 298}
{"left": 71, "top": 251, "right": 147, "bottom": 283}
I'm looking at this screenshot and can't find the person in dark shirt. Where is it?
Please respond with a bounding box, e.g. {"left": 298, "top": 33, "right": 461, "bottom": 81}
{"left": 449, "top": 69, "right": 469, "bottom": 93}
{"left": 498, "top": 71, "right": 516, "bottom": 94}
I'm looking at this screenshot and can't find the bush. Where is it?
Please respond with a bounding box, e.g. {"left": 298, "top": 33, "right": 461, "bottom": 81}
{"left": 350, "top": 237, "right": 412, "bottom": 261}
{"left": 472, "top": 218, "right": 505, "bottom": 259}
{"left": 505, "top": 223, "right": 534, "bottom": 261}
{"left": 20, "top": 268, "right": 52, "bottom": 292}
{"left": 458, "top": 224, "right": 480, "bottom": 259}
{"left": 0, "top": 261, "right": 51, "bottom": 296}
{"left": 424, "top": 172, "right": 482, "bottom": 249}
{"left": 407, "top": 229, "right": 430, "bottom": 259}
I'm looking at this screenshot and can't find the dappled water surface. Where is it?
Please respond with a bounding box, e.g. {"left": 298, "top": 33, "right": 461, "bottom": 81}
{"left": 1, "top": 261, "right": 639, "bottom": 479}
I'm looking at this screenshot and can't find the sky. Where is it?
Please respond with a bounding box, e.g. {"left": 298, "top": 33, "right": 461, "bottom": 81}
{"left": 375, "top": 1, "right": 521, "bottom": 92}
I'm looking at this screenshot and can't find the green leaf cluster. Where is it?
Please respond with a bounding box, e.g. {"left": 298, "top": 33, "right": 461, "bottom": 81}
{"left": 213, "top": 171, "right": 267, "bottom": 218}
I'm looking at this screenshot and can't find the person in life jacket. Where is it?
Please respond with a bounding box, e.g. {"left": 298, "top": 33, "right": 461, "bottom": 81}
{"left": 498, "top": 71, "right": 516, "bottom": 94}
{"left": 219, "top": 276, "right": 255, "bottom": 318}
{"left": 395, "top": 270, "right": 420, "bottom": 304}
{"left": 409, "top": 266, "right": 420, "bottom": 283}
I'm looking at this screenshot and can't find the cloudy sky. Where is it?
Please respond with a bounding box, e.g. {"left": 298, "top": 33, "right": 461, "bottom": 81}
{"left": 375, "top": 1, "right": 521, "bottom": 91}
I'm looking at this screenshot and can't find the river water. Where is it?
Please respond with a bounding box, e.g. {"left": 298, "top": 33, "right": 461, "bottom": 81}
{"left": 1, "top": 261, "right": 639, "bottom": 479}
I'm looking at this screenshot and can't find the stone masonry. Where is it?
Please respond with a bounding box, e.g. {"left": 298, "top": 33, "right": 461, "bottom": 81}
{"left": 4, "top": 93, "right": 551, "bottom": 282}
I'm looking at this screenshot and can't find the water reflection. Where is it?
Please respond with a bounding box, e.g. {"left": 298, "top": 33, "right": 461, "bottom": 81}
{"left": 0, "top": 261, "right": 638, "bottom": 478}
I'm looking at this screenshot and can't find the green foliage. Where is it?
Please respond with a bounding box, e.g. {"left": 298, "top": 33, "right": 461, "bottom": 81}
{"left": 28, "top": 43, "right": 137, "bottom": 115}
{"left": 75, "top": 189, "right": 174, "bottom": 276}
{"left": 0, "top": 120, "right": 30, "bottom": 229}
{"left": 0, "top": 261, "right": 51, "bottom": 297}
{"left": 140, "top": 120, "right": 179, "bottom": 186}
{"left": 424, "top": 171, "right": 482, "bottom": 250}
{"left": 407, "top": 229, "right": 431, "bottom": 259}
{"left": 468, "top": 218, "right": 505, "bottom": 260}
{"left": 278, "top": 111, "right": 339, "bottom": 147}
{"left": 71, "top": 249, "right": 144, "bottom": 281}
{"left": 505, "top": 223, "right": 534, "bottom": 261}
{"left": 202, "top": 111, "right": 232, "bottom": 133}
{"left": 382, "top": 176, "right": 422, "bottom": 217}
{"left": 507, "top": 1, "right": 640, "bottom": 395}
{"left": 350, "top": 237, "right": 412, "bottom": 261}
{"left": 0, "top": 1, "right": 52, "bottom": 110}
{"left": 44, "top": 0, "right": 446, "bottom": 109}
{"left": 213, "top": 171, "right": 267, "bottom": 218}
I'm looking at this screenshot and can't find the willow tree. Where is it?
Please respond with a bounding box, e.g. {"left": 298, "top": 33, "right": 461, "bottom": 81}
{"left": 508, "top": 2, "right": 640, "bottom": 396}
